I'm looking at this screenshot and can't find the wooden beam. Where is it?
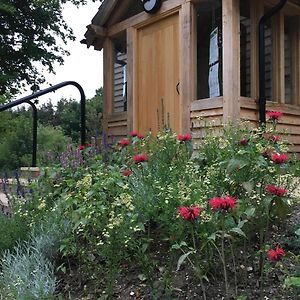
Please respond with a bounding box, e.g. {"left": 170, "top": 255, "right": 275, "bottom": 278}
{"left": 103, "top": 38, "right": 114, "bottom": 133}
{"left": 222, "top": 0, "right": 241, "bottom": 122}
{"left": 250, "top": 0, "right": 263, "bottom": 99}
{"left": 126, "top": 27, "right": 135, "bottom": 133}
{"left": 108, "top": 0, "right": 184, "bottom": 36}
{"left": 291, "top": 16, "right": 300, "bottom": 105}
{"left": 86, "top": 24, "right": 107, "bottom": 38}
{"left": 180, "top": 2, "right": 194, "bottom": 133}
{"left": 272, "top": 13, "right": 285, "bottom": 103}
{"left": 92, "top": 0, "right": 119, "bottom": 25}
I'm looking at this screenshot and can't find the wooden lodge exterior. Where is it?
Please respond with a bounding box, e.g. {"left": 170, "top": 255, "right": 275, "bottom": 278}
{"left": 83, "top": 0, "right": 300, "bottom": 152}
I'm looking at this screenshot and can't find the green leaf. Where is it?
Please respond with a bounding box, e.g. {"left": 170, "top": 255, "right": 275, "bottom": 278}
{"left": 244, "top": 207, "right": 255, "bottom": 218}
{"left": 176, "top": 251, "right": 195, "bottom": 271}
{"left": 238, "top": 220, "right": 247, "bottom": 229}
{"left": 284, "top": 276, "right": 300, "bottom": 288}
{"left": 295, "top": 228, "right": 300, "bottom": 236}
{"left": 208, "top": 233, "right": 216, "bottom": 241}
{"left": 242, "top": 182, "right": 254, "bottom": 194}
{"left": 230, "top": 227, "right": 246, "bottom": 238}
{"left": 226, "top": 158, "right": 247, "bottom": 174}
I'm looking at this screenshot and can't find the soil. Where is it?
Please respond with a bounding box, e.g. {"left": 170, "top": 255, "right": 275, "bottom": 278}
{"left": 57, "top": 205, "right": 300, "bottom": 300}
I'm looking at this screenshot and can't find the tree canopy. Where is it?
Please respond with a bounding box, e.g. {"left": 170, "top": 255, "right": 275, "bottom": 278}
{"left": 0, "top": 0, "right": 98, "bottom": 95}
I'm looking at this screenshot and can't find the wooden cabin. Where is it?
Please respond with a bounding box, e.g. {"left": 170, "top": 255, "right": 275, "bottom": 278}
{"left": 83, "top": 0, "right": 300, "bottom": 152}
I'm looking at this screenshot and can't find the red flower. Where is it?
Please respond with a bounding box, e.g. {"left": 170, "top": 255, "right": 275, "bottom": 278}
{"left": 209, "top": 196, "right": 237, "bottom": 211}
{"left": 133, "top": 154, "right": 148, "bottom": 163}
{"left": 178, "top": 206, "right": 203, "bottom": 221}
{"left": 178, "top": 134, "right": 192, "bottom": 142}
{"left": 267, "top": 111, "right": 282, "bottom": 121}
{"left": 122, "top": 169, "right": 133, "bottom": 177}
{"left": 271, "top": 153, "right": 288, "bottom": 164}
{"left": 265, "top": 185, "right": 287, "bottom": 197}
{"left": 270, "top": 135, "right": 281, "bottom": 143}
{"left": 118, "top": 139, "right": 130, "bottom": 147}
{"left": 267, "top": 245, "right": 285, "bottom": 262}
{"left": 130, "top": 131, "right": 138, "bottom": 137}
{"left": 137, "top": 134, "right": 144, "bottom": 140}
{"left": 78, "top": 144, "right": 92, "bottom": 151}
{"left": 239, "top": 138, "right": 248, "bottom": 146}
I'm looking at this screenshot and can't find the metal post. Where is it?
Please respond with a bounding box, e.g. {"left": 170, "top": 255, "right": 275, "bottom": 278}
{"left": 0, "top": 81, "right": 86, "bottom": 167}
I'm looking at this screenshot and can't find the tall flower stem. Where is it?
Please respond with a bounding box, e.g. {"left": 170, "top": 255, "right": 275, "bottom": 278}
{"left": 229, "top": 239, "right": 238, "bottom": 297}
{"left": 221, "top": 216, "right": 229, "bottom": 298}
{"left": 190, "top": 225, "right": 207, "bottom": 300}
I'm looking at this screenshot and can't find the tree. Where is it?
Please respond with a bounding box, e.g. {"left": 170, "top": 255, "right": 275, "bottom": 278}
{"left": 0, "top": 0, "right": 98, "bottom": 95}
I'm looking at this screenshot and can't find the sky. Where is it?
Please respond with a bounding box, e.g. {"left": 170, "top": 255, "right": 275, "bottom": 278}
{"left": 16, "top": 1, "right": 104, "bottom": 106}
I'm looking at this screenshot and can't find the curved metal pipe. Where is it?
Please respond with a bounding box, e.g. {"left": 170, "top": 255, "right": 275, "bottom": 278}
{"left": 258, "top": 0, "right": 287, "bottom": 125}
{"left": 0, "top": 81, "right": 86, "bottom": 167}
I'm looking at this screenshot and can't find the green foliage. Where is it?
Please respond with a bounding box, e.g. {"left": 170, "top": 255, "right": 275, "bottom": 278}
{"left": 0, "top": 0, "right": 98, "bottom": 95}
{"left": 0, "top": 213, "right": 70, "bottom": 299}
{"left": 9, "top": 120, "right": 300, "bottom": 298}
{"left": 37, "top": 125, "right": 69, "bottom": 166}
{"left": 0, "top": 214, "right": 29, "bottom": 254}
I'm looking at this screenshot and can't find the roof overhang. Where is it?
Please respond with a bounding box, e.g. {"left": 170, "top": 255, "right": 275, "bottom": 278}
{"left": 82, "top": 0, "right": 120, "bottom": 50}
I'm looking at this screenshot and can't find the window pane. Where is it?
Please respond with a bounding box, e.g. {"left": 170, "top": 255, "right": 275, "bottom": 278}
{"left": 112, "top": 32, "right": 127, "bottom": 113}
{"left": 196, "top": 0, "right": 222, "bottom": 99}
{"left": 264, "top": 11, "right": 273, "bottom": 101}
{"left": 284, "top": 17, "right": 292, "bottom": 104}
{"left": 240, "top": 0, "right": 251, "bottom": 97}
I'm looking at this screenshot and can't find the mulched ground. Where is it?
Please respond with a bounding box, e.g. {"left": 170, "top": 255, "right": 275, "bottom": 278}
{"left": 57, "top": 204, "right": 300, "bottom": 299}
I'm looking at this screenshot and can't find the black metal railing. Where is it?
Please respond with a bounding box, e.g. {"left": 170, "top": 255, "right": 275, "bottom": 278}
{"left": 0, "top": 81, "right": 86, "bottom": 167}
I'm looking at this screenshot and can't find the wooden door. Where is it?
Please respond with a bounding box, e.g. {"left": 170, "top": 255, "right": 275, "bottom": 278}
{"left": 135, "top": 14, "right": 180, "bottom": 135}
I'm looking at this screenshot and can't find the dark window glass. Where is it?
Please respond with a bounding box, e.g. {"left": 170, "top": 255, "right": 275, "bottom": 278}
{"left": 196, "top": 0, "right": 223, "bottom": 99}
{"left": 284, "top": 17, "right": 292, "bottom": 104}
{"left": 240, "top": 0, "right": 251, "bottom": 97}
{"left": 112, "top": 31, "right": 127, "bottom": 113}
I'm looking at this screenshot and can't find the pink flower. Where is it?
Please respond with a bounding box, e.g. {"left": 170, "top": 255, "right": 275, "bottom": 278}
{"left": 178, "top": 206, "right": 203, "bottom": 221}
{"left": 239, "top": 138, "right": 248, "bottom": 146}
{"left": 267, "top": 111, "right": 282, "bottom": 121}
{"left": 270, "top": 135, "right": 281, "bottom": 143}
{"left": 133, "top": 154, "right": 148, "bottom": 163}
{"left": 178, "top": 134, "right": 192, "bottom": 142}
{"left": 118, "top": 139, "right": 130, "bottom": 147}
{"left": 137, "top": 134, "right": 144, "bottom": 140}
{"left": 122, "top": 169, "right": 133, "bottom": 177}
{"left": 271, "top": 153, "right": 288, "bottom": 164}
{"left": 130, "top": 131, "right": 138, "bottom": 137}
{"left": 267, "top": 245, "right": 285, "bottom": 262}
{"left": 265, "top": 185, "right": 287, "bottom": 197}
{"left": 209, "top": 196, "right": 237, "bottom": 211}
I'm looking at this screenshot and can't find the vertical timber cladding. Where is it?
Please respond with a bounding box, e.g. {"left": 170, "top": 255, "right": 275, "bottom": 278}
{"left": 135, "top": 13, "right": 180, "bottom": 135}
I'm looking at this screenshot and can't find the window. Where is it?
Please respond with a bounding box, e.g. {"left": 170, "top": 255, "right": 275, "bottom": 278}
{"left": 240, "top": 0, "right": 251, "bottom": 97}
{"left": 239, "top": 1, "right": 300, "bottom": 106}
{"left": 195, "top": 0, "right": 222, "bottom": 100}
{"left": 112, "top": 31, "right": 127, "bottom": 113}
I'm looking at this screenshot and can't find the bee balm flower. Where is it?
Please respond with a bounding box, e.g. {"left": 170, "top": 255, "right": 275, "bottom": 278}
{"left": 178, "top": 206, "right": 203, "bottom": 221}
{"left": 209, "top": 196, "right": 237, "bottom": 211}
{"left": 133, "top": 154, "right": 148, "bottom": 163}
{"left": 267, "top": 245, "right": 285, "bottom": 262}
{"left": 265, "top": 185, "right": 287, "bottom": 197}
{"left": 266, "top": 111, "right": 282, "bottom": 121}
{"left": 271, "top": 153, "right": 288, "bottom": 164}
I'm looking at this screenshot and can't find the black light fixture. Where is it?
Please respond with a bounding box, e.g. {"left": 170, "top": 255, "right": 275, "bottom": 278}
{"left": 142, "top": 0, "right": 162, "bottom": 14}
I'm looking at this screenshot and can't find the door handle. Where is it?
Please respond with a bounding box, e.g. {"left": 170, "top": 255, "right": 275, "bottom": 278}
{"left": 176, "top": 82, "right": 180, "bottom": 95}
